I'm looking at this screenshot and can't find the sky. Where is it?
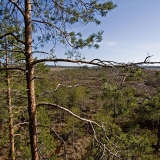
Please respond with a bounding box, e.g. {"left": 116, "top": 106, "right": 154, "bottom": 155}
{"left": 44, "top": 0, "right": 160, "bottom": 65}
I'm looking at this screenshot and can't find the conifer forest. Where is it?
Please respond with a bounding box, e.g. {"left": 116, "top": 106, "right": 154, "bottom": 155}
{"left": 0, "top": 0, "right": 160, "bottom": 160}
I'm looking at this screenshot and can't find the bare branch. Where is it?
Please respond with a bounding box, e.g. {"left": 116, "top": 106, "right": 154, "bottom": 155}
{"left": 32, "top": 58, "right": 113, "bottom": 67}
{"left": 54, "top": 83, "right": 82, "bottom": 92}
{"left": 144, "top": 55, "right": 153, "bottom": 63}
{"left": 32, "top": 57, "right": 160, "bottom": 68}
{"left": 37, "top": 83, "right": 83, "bottom": 97}
{"left": 13, "top": 122, "right": 29, "bottom": 128}
{"left": 14, "top": 134, "right": 22, "bottom": 137}
{"left": 32, "top": 51, "right": 51, "bottom": 55}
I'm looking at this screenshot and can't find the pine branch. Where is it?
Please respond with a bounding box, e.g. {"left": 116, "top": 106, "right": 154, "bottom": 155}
{"left": 9, "top": 0, "right": 25, "bottom": 18}
{"left": 0, "top": 33, "right": 25, "bottom": 44}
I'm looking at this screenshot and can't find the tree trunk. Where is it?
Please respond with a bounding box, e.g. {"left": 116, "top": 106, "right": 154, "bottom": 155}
{"left": 5, "top": 38, "right": 15, "bottom": 160}
{"left": 25, "top": 0, "right": 39, "bottom": 159}
{"left": 156, "top": 115, "right": 160, "bottom": 152}
{"left": 113, "top": 98, "right": 117, "bottom": 124}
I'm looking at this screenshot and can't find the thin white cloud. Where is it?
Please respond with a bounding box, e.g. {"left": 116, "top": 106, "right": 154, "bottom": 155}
{"left": 107, "top": 41, "right": 117, "bottom": 46}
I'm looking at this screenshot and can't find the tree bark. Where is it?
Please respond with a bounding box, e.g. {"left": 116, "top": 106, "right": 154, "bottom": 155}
{"left": 5, "top": 37, "right": 15, "bottom": 160}
{"left": 25, "top": 0, "right": 39, "bottom": 159}
{"left": 156, "top": 115, "right": 160, "bottom": 152}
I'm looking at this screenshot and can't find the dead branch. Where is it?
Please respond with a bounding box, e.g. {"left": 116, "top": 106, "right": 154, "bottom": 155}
{"left": 32, "top": 58, "right": 115, "bottom": 67}
{"left": 36, "top": 83, "right": 83, "bottom": 98}
{"left": 144, "top": 55, "right": 153, "bottom": 63}
{"left": 54, "top": 83, "right": 82, "bottom": 91}
{"left": 32, "top": 57, "right": 160, "bottom": 68}
{"left": 13, "top": 122, "right": 29, "bottom": 128}
{"left": 14, "top": 134, "right": 22, "bottom": 138}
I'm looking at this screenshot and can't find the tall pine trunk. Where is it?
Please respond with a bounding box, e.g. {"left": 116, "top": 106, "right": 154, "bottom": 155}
{"left": 156, "top": 115, "right": 160, "bottom": 152}
{"left": 5, "top": 38, "right": 15, "bottom": 160}
{"left": 25, "top": 0, "right": 39, "bottom": 159}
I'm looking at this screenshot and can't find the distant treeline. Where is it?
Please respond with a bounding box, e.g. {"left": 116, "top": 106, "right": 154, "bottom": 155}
{"left": 142, "top": 66, "right": 160, "bottom": 68}
{"left": 47, "top": 65, "right": 160, "bottom": 69}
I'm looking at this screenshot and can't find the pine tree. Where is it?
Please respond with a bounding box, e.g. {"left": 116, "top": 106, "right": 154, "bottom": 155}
{"left": 0, "top": 1, "right": 116, "bottom": 159}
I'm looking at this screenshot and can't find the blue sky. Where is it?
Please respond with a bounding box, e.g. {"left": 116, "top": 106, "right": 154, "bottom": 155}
{"left": 43, "top": 0, "right": 160, "bottom": 65}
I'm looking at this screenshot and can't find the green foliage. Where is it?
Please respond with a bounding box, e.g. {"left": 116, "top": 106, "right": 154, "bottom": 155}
{"left": 37, "top": 107, "right": 56, "bottom": 159}
{"left": 1, "top": 62, "right": 160, "bottom": 159}
{"left": 102, "top": 84, "right": 137, "bottom": 124}
{"left": 127, "top": 68, "right": 145, "bottom": 81}
{"left": 63, "top": 107, "right": 84, "bottom": 137}
{"left": 95, "top": 110, "right": 156, "bottom": 159}
{"left": 31, "top": 0, "right": 116, "bottom": 58}
{"left": 67, "top": 86, "right": 87, "bottom": 108}
{"left": 15, "top": 135, "right": 31, "bottom": 159}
